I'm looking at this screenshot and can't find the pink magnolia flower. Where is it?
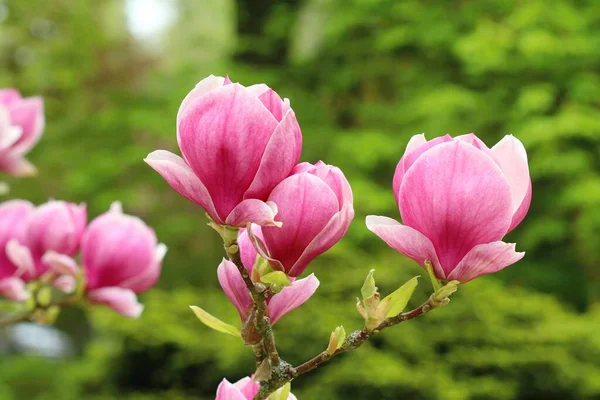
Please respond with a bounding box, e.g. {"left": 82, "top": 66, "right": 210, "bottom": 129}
{"left": 145, "top": 75, "right": 302, "bottom": 228}
{"left": 6, "top": 201, "right": 86, "bottom": 280}
{"left": 367, "top": 133, "right": 531, "bottom": 283}
{"left": 0, "top": 89, "right": 44, "bottom": 176}
{"left": 258, "top": 161, "right": 354, "bottom": 277}
{"left": 0, "top": 200, "right": 34, "bottom": 301}
{"left": 216, "top": 376, "right": 297, "bottom": 400}
{"left": 81, "top": 202, "right": 166, "bottom": 318}
{"left": 218, "top": 227, "right": 319, "bottom": 324}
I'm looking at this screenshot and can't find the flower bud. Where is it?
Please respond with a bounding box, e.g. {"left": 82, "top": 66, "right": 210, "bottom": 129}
{"left": 215, "top": 376, "right": 297, "bottom": 400}
{"left": 0, "top": 200, "right": 33, "bottom": 300}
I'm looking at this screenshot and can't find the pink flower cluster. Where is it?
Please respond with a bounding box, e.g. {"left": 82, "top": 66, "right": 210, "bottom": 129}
{"left": 0, "top": 200, "right": 165, "bottom": 318}
{"left": 215, "top": 376, "right": 296, "bottom": 400}
{"left": 0, "top": 89, "right": 44, "bottom": 176}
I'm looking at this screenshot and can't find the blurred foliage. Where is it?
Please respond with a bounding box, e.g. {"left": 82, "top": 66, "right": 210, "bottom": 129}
{"left": 1, "top": 0, "right": 600, "bottom": 398}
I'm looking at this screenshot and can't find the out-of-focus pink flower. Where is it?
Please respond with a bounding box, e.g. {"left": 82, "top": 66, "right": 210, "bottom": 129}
{"left": 6, "top": 201, "right": 86, "bottom": 280}
{"left": 217, "top": 227, "right": 319, "bottom": 325}
{"left": 81, "top": 202, "right": 166, "bottom": 318}
{"left": 145, "top": 75, "right": 303, "bottom": 228}
{"left": 0, "top": 89, "right": 44, "bottom": 176}
{"left": 259, "top": 161, "right": 354, "bottom": 277}
{"left": 0, "top": 200, "right": 34, "bottom": 301}
{"left": 215, "top": 376, "right": 297, "bottom": 400}
{"left": 367, "top": 133, "right": 531, "bottom": 283}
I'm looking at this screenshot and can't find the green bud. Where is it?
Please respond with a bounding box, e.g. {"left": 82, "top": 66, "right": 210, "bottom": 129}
{"left": 260, "top": 271, "right": 291, "bottom": 287}
{"left": 425, "top": 260, "right": 441, "bottom": 292}
{"left": 326, "top": 325, "right": 346, "bottom": 355}
{"left": 361, "top": 269, "right": 377, "bottom": 300}
{"left": 36, "top": 287, "right": 52, "bottom": 308}
{"left": 431, "top": 280, "right": 460, "bottom": 307}
{"left": 189, "top": 305, "right": 241, "bottom": 338}
{"left": 268, "top": 382, "right": 291, "bottom": 400}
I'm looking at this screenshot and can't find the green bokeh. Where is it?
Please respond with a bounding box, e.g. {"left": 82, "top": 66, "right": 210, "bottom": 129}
{"left": 1, "top": 0, "right": 600, "bottom": 398}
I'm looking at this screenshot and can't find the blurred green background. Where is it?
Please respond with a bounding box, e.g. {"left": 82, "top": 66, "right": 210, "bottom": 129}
{"left": 2, "top": 0, "right": 600, "bottom": 398}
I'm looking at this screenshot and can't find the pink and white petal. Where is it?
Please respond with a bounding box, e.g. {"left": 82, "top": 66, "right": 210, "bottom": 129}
{"left": 238, "top": 226, "right": 263, "bottom": 272}
{"left": 244, "top": 110, "right": 302, "bottom": 200}
{"left": 263, "top": 174, "right": 340, "bottom": 275}
{"left": 145, "top": 150, "right": 221, "bottom": 223}
{"left": 0, "top": 156, "right": 37, "bottom": 177}
{"left": 233, "top": 377, "right": 260, "bottom": 398}
{"left": 53, "top": 275, "right": 76, "bottom": 293}
{"left": 217, "top": 259, "right": 251, "bottom": 319}
{"left": 0, "top": 277, "right": 29, "bottom": 301}
{"left": 225, "top": 200, "right": 281, "bottom": 228}
{"left": 365, "top": 215, "right": 444, "bottom": 279}
{"left": 215, "top": 379, "right": 247, "bottom": 400}
{"left": 288, "top": 203, "right": 354, "bottom": 277}
{"left": 491, "top": 135, "right": 531, "bottom": 216}
{"left": 0, "top": 121, "right": 22, "bottom": 150}
{"left": 246, "top": 223, "right": 285, "bottom": 272}
{"left": 244, "top": 83, "right": 270, "bottom": 97}
{"left": 399, "top": 141, "right": 513, "bottom": 274}
{"left": 0, "top": 89, "right": 21, "bottom": 106}
{"left": 257, "top": 89, "right": 290, "bottom": 122}
{"left": 291, "top": 162, "right": 314, "bottom": 175}
{"left": 8, "top": 97, "right": 44, "bottom": 155}
{"left": 42, "top": 251, "right": 79, "bottom": 275}
{"left": 508, "top": 180, "right": 532, "bottom": 233}
{"left": 176, "top": 75, "right": 226, "bottom": 126}
{"left": 455, "top": 133, "right": 492, "bottom": 153}
{"left": 392, "top": 134, "right": 427, "bottom": 204}
{"left": 268, "top": 273, "right": 320, "bottom": 324}
{"left": 6, "top": 239, "right": 35, "bottom": 278}
{"left": 117, "top": 243, "right": 166, "bottom": 294}
{"left": 88, "top": 287, "right": 144, "bottom": 318}
{"left": 447, "top": 241, "right": 525, "bottom": 283}
{"left": 178, "top": 84, "right": 279, "bottom": 219}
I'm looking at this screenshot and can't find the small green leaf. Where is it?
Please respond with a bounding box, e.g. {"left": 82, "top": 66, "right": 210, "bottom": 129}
{"left": 269, "top": 382, "right": 291, "bottom": 400}
{"left": 361, "top": 269, "right": 377, "bottom": 299}
{"left": 334, "top": 325, "right": 346, "bottom": 349}
{"left": 425, "top": 260, "right": 441, "bottom": 291}
{"left": 189, "top": 306, "right": 241, "bottom": 337}
{"left": 383, "top": 276, "right": 419, "bottom": 317}
{"left": 261, "top": 271, "right": 291, "bottom": 287}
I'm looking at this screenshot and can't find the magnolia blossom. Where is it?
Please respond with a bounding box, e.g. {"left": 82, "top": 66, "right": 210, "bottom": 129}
{"left": 218, "top": 227, "right": 319, "bottom": 324}
{"left": 215, "top": 376, "right": 297, "bottom": 400}
{"left": 6, "top": 201, "right": 86, "bottom": 280}
{"left": 0, "top": 89, "right": 44, "bottom": 176}
{"left": 367, "top": 133, "right": 531, "bottom": 283}
{"left": 145, "top": 75, "right": 302, "bottom": 227}
{"left": 258, "top": 161, "right": 354, "bottom": 277}
{"left": 81, "top": 202, "right": 166, "bottom": 318}
{"left": 0, "top": 200, "right": 34, "bottom": 301}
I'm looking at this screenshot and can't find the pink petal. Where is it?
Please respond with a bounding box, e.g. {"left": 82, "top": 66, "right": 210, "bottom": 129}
{"left": 399, "top": 141, "right": 513, "bottom": 275}
{"left": 234, "top": 376, "right": 260, "bottom": 398}
{"left": 0, "top": 107, "right": 22, "bottom": 149}
{"left": 0, "top": 156, "right": 36, "bottom": 176}
{"left": 117, "top": 243, "right": 166, "bottom": 293}
{"left": 308, "top": 164, "right": 353, "bottom": 210}
{"left": 257, "top": 89, "right": 290, "bottom": 122}
{"left": 223, "top": 76, "right": 232, "bottom": 85}
{"left": 288, "top": 203, "right": 354, "bottom": 277}
{"left": 455, "top": 133, "right": 492, "bottom": 153}
{"left": 7, "top": 96, "right": 44, "bottom": 156}
{"left": 6, "top": 239, "right": 35, "bottom": 278}
{"left": 0, "top": 200, "right": 34, "bottom": 279}
{"left": 178, "top": 84, "right": 278, "bottom": 220}
{"left": 393, "top": 134, "right": 452, "bottom": 204}
{"left": 365, "top": 215, "right": 444, "bottom": 279}
{"left": 447, "top": 241, "right": 525, "bottom": 283}
{"left": 53, "top": 275, "right": 76, "bottom": 293}
{"left": 88, "top": 287, "right": 144, "bottom": 318}
{"left": 238, "top": 226, "right": 263, "bottom": 272}
{"left": 42, "top": 251, "right": 79, "bottom": 275}
{"left": 177, "top": 75, "right": 226, "bottom": 127}
{"left": 225, "top": 199, "right": 281, "bottom": 228}
{"left": 215, "top": 379, "right": 247, "bottom": 400}
{"left": 0, "top": 277, "right": 29, "bottom": 301}
{"left": 490, "top": 135, "right": 531, "bottom": 231}
{"left": 217, "top": 259, "right": 251, "bottom": 319}
{"left": 145, "top": 150, "right": 220, "bottom": 223}
{"left": 0, "top": 89, "right": 21, "bottom": 106}
{"left": 268, "top": 273, "right": 320, "bottom": 324}
{"left": 244, "top": 84, "right": 270, "bottom": 97}
{"left": 243, "top": 110, "right": 302, "bottom": 200}
{"left": 262, "top": 174, "right": 340, "bottom": 275}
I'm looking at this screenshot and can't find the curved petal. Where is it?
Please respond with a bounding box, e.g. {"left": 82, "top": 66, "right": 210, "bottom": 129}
{"left": 217, "top": 259, "right": 251, "bottom": 319}
{"left": 42, "top": 251, "right": 79, "bottom": 275}
{"left": 176, "top": 75, "right": 225, "bottom": 127}
{"left": 233, "top": 377, "right": 259, "bottom": 398}
{"left": 53, "top": 275, "right": 76, "bottom": 293}
{"left": 225, "top": 199, "right": 281, "bottom": 228}
{"left": 8, "top": 97, "right": 44, "bottom": 155}
{"left": 178, "top": 83, "right": 279, "bottom": 219}
{"left": 0, "top": 156, "right": 36, "bottom": 176}
{"left": 0, "top": 89, "right": 21, "bottom": 106}
{"left": 268, "top": 273, "right": 320, "bottom": 324}
{"left": 307, "top": 164, "right": 353, "bottom": 209}
{"left": 215, "top": 379, "right": 247, "bottom": 400}
{"left": 145, "top": 150, "right": 220, "bottom": 222}
{"left": 288, "top": 203, "right": 354, "bottom": 277}
{"left": 491, "top": 135, "right": 531, "bottom": 218}
{"left": 365, "top": 215, "right": 444, "bottom": 279}
{"left": 392, "top": 134, "right": 426, "bottom": 204}
{"left": 6, "top": 239, "right": 35, "bottom": 279}
{"left": 117, "top": 243, "right": 166, "bottom": 293}
{"left": 0, "top": 277, "right": 29, "bottom": 301}
{"left": 455, "top": 133, "right": 492, "bottom": 154}
{"left": 447, "top": 241, "right": 525, "bottom": 283}
{"left": 88, "top": 287, "right": 144, "bottom": 318}
{"left": 257, "top": 88, "right": 290, "bottom": 122}
{"left": 262, "top": 174, "right": 340, "bottom": 275}
{"left": 238, "top": 226, "right": 263, "bottom": 272}
{"left": 399, "top": 141, "right": 513, "bottom": 274}
{"left": 243, "top": 110, "right": 302, "bottom": 200}
{"left": 508, "top": 179, "right": 532, "bottom": 233}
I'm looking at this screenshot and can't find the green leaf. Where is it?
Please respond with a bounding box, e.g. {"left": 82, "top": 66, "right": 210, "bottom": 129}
{"left": 269, "top": 382, "right": 291, "bottom": 400}
{"left": 189, "top": 306, "right": 241, "bottom": 337}
{"left": 261, "top": 271, "right": 291, "bottom": 287}
{"left": 425, "top": 260, "right": 441, "bottom": 292}
{"left": 334, "top": 325, "right": 346, "bottom": 349}
{"left": 383, "top": 276, "right": 419, "bottom": 317}
{"left": 361, "top": 269, "right": 377, "bottom": 299}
